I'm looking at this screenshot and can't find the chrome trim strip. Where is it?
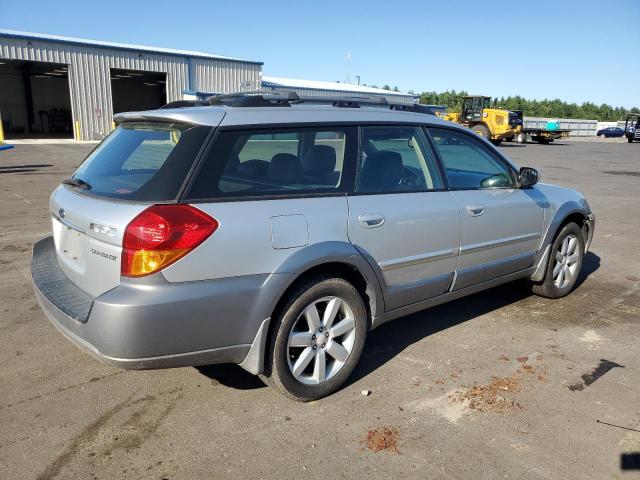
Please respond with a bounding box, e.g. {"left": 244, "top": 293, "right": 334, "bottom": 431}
{"left": 460, "top": 232, "right": 540, "bottom": 255}
{"left": 52, "top": 213, "right": 86, "bottom": 234}
{"left": 379, "top": 248, "right": 458, "bottom": 271}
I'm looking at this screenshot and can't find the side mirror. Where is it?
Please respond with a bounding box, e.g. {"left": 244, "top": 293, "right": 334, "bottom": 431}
{"left": 519, "top": 167, "right": 539, "bottom": 187}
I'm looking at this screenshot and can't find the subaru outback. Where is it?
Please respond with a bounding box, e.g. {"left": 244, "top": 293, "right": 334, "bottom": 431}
{"left": 31, "top": 93, "right": 595, "bottom": 400}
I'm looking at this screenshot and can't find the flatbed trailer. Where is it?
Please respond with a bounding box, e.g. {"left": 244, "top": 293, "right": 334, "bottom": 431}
{"left": 519, "top": 128, "right": 571, "bottom": 144}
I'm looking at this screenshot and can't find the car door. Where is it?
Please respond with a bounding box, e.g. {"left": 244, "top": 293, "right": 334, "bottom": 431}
{"left": 428, "top": 127, "right": 544, "bottom": 290}
{"left": 347, "top": 125, "right": 461, "bottom": 310}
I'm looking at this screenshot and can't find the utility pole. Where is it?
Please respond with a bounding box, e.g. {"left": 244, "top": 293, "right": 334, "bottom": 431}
{"left": 346, "top": 53, "right": 352, "bottom": 84}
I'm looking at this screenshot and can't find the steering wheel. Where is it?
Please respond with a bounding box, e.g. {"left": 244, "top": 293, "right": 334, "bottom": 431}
{"left": 399, "top": 167, "right": 424, "bottom": 188}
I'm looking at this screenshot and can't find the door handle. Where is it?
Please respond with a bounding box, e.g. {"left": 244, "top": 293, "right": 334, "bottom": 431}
{"left": 466, "top": 205, "right": 485, "bottom": 217}
{"left": 358, "top": 214, "right": 385, "bottom": 228}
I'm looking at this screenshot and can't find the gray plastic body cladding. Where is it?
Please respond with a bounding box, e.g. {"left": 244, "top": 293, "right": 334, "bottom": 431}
{"left": 374, "top": 267, "right": 536, "bottom": 327}
{"left": 454, "top": 251, "right": 535, "bottom": 290}
{"left": 271, "top": 241, "right": 386, "bottom": 320}
{"left": 33, "top": 236, "right": 293, "bottom": 367}
{"left": 34, "top": 285, "right": 248, "bottom": 369}
{"left": 530, "top": 200, "right": 591, "bottom": 282}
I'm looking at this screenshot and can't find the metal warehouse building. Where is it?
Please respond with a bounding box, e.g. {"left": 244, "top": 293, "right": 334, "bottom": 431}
{"left": 262, "top": 76, "right": 418, "bottom": 105}
{"left": 0, "top": 29, "right": 262, "bottom": 141}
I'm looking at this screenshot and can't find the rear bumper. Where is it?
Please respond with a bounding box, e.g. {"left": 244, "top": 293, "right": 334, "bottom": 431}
{"left": 32, "top": 236, "right": 290, "bottom": 370}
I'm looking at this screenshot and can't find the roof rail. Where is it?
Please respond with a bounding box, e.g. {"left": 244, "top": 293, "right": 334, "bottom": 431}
{"left": 207, "top": 91, "right": 299, "bottom": 107}
{"left": 290, "top": 94, "right": 389, "bottom": 108}
{"left": 200, "top": 90, "right": 435, "bottom": 115}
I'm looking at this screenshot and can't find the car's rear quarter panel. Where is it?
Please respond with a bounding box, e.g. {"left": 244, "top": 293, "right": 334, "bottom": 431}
{"left": 163, "top": 196, "right": 350, "bottom": 281}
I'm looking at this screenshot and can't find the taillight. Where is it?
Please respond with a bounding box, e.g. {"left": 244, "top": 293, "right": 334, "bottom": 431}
{"left": 121, "top": 205, "right": 218, "bottom": 277}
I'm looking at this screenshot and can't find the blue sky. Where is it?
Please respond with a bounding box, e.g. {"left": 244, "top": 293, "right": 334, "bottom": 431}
{"left": 2, "top": 0, "right": 639, "bottom": 108}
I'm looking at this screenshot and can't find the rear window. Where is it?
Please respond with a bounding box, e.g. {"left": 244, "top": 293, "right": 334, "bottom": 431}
{"left": 71, "top": 122, "right": 210, "bottom": 201}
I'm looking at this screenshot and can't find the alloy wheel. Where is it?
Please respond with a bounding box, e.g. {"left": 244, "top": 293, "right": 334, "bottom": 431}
{"left": 287, "top": 296, "right": 357, "bottom": 385}
{"left": 553, "top": 233, "right": 579, "bottom": 288}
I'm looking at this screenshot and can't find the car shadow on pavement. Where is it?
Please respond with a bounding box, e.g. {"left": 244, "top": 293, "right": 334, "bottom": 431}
{"left": 195, "top": 251, "right": 600, "bottom": 393}
{"left": 196, "top": 364, "right": 267, "bottom": 390}
{"left": 346, "top": 250, "right": 601, "bottom": 388}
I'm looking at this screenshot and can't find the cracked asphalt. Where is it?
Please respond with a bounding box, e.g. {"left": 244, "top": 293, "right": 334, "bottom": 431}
{"left": 1, "top": 140, "right": 639, "bottom": 479}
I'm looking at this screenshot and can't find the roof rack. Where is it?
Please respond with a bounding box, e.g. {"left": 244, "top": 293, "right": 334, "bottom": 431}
{"left": 159, "top": 90, "right": 435, "bottom": 115}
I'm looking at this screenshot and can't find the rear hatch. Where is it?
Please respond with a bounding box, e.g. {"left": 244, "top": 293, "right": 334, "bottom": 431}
{"left": 50, "top": 120, "right": 213, "bottom": 297}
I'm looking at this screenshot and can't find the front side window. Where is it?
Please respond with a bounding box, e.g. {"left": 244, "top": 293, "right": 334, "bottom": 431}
{"left": 187, "top": 127, "right": 352, "bottom": 199}
{"left": 429, "top": 128, "right": 515, "bottom": 189}
{"left": 356, "top": 126, "right": 444, "bottom": 193}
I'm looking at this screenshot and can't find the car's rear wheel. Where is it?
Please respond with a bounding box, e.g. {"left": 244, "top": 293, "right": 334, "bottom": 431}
{"left": 532, "top": 222, "right": 584, "bottom": 299}
{"left": 261, "top": 276, "right": 367, "bottom": 401}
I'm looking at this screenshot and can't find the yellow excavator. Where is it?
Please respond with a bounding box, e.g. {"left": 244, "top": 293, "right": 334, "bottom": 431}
{"left": 441, "top": 96, "right": 522, "bottom": 145}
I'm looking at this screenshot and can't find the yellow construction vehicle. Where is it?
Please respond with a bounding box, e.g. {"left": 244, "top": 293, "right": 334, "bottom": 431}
{"left": 442, "top": 96, "right": 521, "bottom": 145}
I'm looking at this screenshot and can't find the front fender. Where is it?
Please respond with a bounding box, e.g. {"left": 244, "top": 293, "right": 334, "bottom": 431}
{"left": 531, "top": 200, "right": 591, "bottom": 282}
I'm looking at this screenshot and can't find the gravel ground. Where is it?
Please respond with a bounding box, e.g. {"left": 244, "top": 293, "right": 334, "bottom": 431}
{"left": 0, "top": 140, "right": 639, "bottom": 480}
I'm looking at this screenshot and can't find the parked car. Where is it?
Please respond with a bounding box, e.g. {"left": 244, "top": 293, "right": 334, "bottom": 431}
{"left": 596, "top": 126, "right": 625, "bottom": 138}
{"left": 32, "top": 93, "right": 595, "bottom": 401}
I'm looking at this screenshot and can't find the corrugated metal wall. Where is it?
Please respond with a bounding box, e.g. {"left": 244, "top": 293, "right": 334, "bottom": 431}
{"left": 0, "top": 35, "right": 261, "bottom": 140}
{"left": 524, "top": 117, "right": 598, "bottom": 137}
{"left": 192, "top": 58, "right": 261, "bottom": 93}
{"left": 263, "top": 85, "right": 417, "bottom": 105}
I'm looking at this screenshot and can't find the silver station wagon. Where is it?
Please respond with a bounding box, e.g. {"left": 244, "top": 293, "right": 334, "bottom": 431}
{"left": 32, "top": 92, "right": 595, "bottom": 400}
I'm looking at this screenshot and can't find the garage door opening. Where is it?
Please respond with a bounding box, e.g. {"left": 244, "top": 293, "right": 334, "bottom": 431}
{"left": 110, "top": 69, "right": 167, "bottom": 114}
{"left": 0, "top": 59, "right": 73, "bottom": 139}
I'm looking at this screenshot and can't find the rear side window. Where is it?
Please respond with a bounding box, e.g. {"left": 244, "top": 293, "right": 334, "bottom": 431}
{"left": 72, "top": 123, "right": 210, "bottom": 201}
{"left": 429, "top": 128, "right": 515, "bottom": 189}
{"left": 187, "top": 127, "right": 355, "bottom": 199}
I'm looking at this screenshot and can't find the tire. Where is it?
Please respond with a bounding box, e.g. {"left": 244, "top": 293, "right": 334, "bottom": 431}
{"left": 629, "top": 138, "right": 634, "bottom": 143}
{"left": 490, "top": 138, "right": 503, "bottom": 146}
{"left": 471, "top": 124, "right": 490, "bottom": 139}
{"left": 532, "top": 222, "right": 584, "bottom": 299}
{"left": 516, "top": 132, "right": 527, "bottom": 144}
{"left": 261, "top": 276, "right": 368, "bottom": 401}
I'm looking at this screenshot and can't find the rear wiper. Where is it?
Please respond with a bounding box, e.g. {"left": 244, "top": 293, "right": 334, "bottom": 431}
{"left": 62, "top": 177, "right": 92, "bottom": 190}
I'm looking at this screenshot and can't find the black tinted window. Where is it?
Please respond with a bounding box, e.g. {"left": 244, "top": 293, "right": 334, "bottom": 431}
{"left": 357, "top": 126, "right": 444, "bottom": 193}
{"left": 429, "top": 128, "right": 515, "bottom": 189}
{"left": 188, "top": 127, "right": 353, "bottom": 199}
{"left": 72, "top": 123, "right": 210, "bottom": 201}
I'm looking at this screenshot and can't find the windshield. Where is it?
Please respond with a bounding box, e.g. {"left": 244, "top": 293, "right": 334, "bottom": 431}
{"left": 71, "top": 122, "right": 210, "bottom": 201}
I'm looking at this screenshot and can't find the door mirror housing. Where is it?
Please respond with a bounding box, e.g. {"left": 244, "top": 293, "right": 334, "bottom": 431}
{"left": 519, "top": 167, "right": 539, "bottom": 187}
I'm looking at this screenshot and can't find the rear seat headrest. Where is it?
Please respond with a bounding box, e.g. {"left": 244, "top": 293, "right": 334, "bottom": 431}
{"left": 359, "top": 150, "right": 403, "bottom": 191}
{"left": 268, "top": 153, "right": 302, "bottom": 182}
{"left": 302, "top": 145, "right": 336, "bottom": 176}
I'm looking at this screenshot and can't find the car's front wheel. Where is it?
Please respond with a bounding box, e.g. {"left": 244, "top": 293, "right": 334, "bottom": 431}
{"left": 532, "top": 222, "right": 584, "bottom": 299}
{"left": 261, "top": 276, "right": 368, "bottom": 401}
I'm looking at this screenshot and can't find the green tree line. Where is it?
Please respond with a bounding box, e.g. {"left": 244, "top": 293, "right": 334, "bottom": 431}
{"left": 416, "top": 90, "right": 639, "bottom": 122}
